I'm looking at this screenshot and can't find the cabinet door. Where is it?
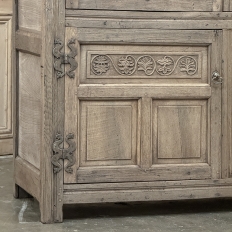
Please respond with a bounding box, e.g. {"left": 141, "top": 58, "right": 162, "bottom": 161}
{"left": 63, "top": 28, "right": 222, "bottom": 184}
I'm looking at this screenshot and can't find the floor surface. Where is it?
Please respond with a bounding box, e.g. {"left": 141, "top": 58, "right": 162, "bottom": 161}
{"left": 1, "top": 156, "right": 232, "bottom": 232}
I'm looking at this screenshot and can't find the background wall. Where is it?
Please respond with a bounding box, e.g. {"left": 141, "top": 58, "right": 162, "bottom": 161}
{"left": 0, "top": 0, "right": 13, "bottom": 155}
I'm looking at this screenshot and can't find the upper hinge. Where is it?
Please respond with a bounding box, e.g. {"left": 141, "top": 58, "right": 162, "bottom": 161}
{"left": 53, "top": 38, "right": 78, "bottom": 78}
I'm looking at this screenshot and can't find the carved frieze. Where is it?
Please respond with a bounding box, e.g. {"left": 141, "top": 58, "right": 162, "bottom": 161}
{"left": 90, "top": 54, "right": 198, "bottom": 78}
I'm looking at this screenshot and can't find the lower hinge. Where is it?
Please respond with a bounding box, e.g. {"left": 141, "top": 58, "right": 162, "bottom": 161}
{"left": 52, "top": 133, "right": 76, "bottom": 174}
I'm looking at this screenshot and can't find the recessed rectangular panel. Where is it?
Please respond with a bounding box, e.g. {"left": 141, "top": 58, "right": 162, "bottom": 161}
{"left": 80, "top": 100, "right": 139, "bottom": 166}
{"left": 80, "top": 45, "right": 208, "bottom": 84}
{"left": 152, "top": 100, "right": 208, "bottom": 164}
{"left": 0, "top": 22, "right": 8, "bottom": 129}
{"left": 18, "top": 52, "right": 41, "bottom": 169}
{"left": 18, "top": 0, "right": 41, "bottom": 31}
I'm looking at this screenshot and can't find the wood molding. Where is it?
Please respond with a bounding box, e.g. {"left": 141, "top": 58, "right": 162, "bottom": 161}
{"left": 64, "top": 186, "right": 232, "bottom": 204}
{"left": 66, "top": 10, "right": 232, "bottom": 19}
{"left": 0, "top": 16, "right": 12, "bottom": 144}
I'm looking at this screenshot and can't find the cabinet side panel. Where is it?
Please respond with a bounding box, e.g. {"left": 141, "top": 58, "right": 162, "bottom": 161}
{"left": 18, "top": 52, "right": 41, "bottom": 169}
{"left": 18, "top": 0, "right": 41, "bottom": 31}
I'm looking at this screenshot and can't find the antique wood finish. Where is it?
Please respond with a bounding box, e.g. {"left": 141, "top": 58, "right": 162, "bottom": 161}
{"left": 66, "top": 0, "right": 223, "bottom": 12}
{"left": 13, "top": 0, "right": 232, "bottom": 224}
{"left": 0, "top": 0, "right": 13, "bottom": 156}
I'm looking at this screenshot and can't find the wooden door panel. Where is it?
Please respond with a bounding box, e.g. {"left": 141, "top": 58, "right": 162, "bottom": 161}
{"left": 152, "top": 100, "right": 208, "bottom": 164}
{"left": 64, "top": 27, "right": 222, "bottom": 184}
{"left": 80, "top": 100, "right": 139, "bottom": 167}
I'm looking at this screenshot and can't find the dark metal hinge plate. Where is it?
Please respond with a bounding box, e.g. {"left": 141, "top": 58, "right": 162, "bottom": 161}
{"left": 52, "top": 133, "right": 76, "bottom": 174}
{"left": 53, "top": 38, "right": 78, "bottom": 78}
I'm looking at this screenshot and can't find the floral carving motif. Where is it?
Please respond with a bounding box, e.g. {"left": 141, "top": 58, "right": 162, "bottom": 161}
{"left": 179, "top": 57, "right": 197, "bottom": 75}
{"left": 91, "top": 54, "right": 198, "bottom": 77}
{"left": 137, "top": 56, "right": 156, "bottom": 76}
{"left": 92, "top": 55, "right": 110, "bottom": 75}
{"left": 118, "top": 56, "right": 136, "bottom": 75}
{"left": 156, "top": 56, "right": 174, "bottom": 75}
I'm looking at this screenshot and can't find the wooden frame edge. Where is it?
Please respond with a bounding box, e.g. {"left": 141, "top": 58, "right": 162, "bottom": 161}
{"left": 15, "top": 29, "right": 42, "bottom": 56}
{"left": 15, "top": 156, "right": 40, "bottom": 201}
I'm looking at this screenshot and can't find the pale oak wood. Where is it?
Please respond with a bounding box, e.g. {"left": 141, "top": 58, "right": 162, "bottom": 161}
{"left": 66, "top": 18, "right": 232, "bottom": 30}
{"left": 66, "top": 11, "right": 232, "bottom": 19}
{"left": 0, "top": 15, "right": 12, "bottom": 155}
{"left": 13, "top": 1, "right": 232, "bottom": 223}
{"left": 64, "top": 179, "right": 232, "bottom": 191}
{"left": 0, "top": 17, "right": 12, "bottom": 137}
{"left": 64, "top": 27, "right": 79, "bottom": 183}
{"left": 66, "top": 0, "right": 220, "bottom": 12}
{"left": 40, "top": 0, "right": 65, "bottom": 223}
{"left": 17, "top": 0, "right": 41, "bottom": 31}
{"left": 15, "top": 156, "right": 40, "bottom": 201}
{"left": 63, "top": 186, "right": 232, "bottom": 204}
{"left": 18, "top": 52, "right": 41, "bottom": 169}
{"left": 15, "top": 29, "right": 42, "bottom": 56}
{"left": 0, "top": 0, "right": 12, "bottom": 15}
{"left": 0, "top": 138, "right": 13, "bottom": 155}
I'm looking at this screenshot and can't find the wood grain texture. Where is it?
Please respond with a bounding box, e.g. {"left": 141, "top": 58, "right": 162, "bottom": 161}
{"left": 66, "top": 18, "right": 232, "bottom": 30}
{"left": 64, "top": 27, "right": 79, "bottom": 183}
{"left": 0, "top": 16, "right": 12, "bottom": 143}
{"left": 72, "top": 28, "right": 215, "bottom": 44}
{"left": 223, "top": 0, "right": 232, "bottom": 11}
{"left": 64, "top": 179, "right": 232, "bottom": 191}
{"left": 66, "top": 0, "right": 218, "bottom": 12}
{"left": 80, "top": 100, "right": 138, "bottom": 167}
{"left": 77, "top": 86, "right": 211, "bottom": 99}
{"left": 76, "top": 164, "right": 211, "bottom": 183}
{"left": 40, "top": 0, "right": 65, "bottom": 223}
{"left": 15, "top": 156, "right": 40, "bottom": 201}
{"left": 152, "top": 100, "right": 207, "bottom": 164}
{"left": 18, "top": 52, "right": 41, "bottom": 169}
{"left": 66, "top": 10, "right": 232, "bottom": 20}
{"left": 0, "top": 0, "right": 12, "bottom": 15}
{"left": 210, "top": 30, "right": 222, "bottom": 179}
{"left": 15, "top": 29, "right": 42, "bottom": 55}
{"left": 63, "top": 186, "right": 232, "bottom": 204}
{"left": 0, "top": 138, "right": 13, "bottom": 155}
{"left": 18, "top": 0, "right": 41, "bottom": 31}
{"left": 222, "top": 30, "right": 232, "bottom": 178}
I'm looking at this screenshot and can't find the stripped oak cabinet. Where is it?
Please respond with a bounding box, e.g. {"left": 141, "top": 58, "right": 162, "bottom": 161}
{"left": 0, "top": 0, "right": 13, "bottom": 155}
{"left": 14, "top": 0, "right": 232, "bottom": 223}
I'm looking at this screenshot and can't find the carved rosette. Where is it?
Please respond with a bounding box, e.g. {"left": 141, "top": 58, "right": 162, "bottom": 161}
{"left": 91, "top": 55, "right": 110, "bottom": 75}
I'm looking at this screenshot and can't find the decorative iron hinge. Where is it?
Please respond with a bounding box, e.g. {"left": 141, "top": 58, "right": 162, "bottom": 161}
{"left": 52, "top": 133, "right": 76, "bottom": 174}
{"left": 53, "top": 38, "right": 78, "bottom": 78}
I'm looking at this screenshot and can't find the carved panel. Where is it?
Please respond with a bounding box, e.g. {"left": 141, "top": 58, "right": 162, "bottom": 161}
{"left": 91, "top": 54, "right": 198, "bottom": 77}
{"left": 80, "top": 100, "right": 139, "bottom": 167}
{"left": 152, "top": 100, "right": 208, "bottom": 165}
{"left": 81, "top": 45, "right": 208, "bottom": 84}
